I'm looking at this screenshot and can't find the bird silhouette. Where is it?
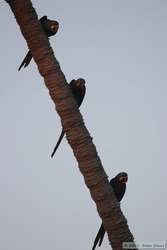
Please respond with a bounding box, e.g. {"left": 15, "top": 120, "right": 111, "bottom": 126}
{"left": 18, "top": 16, "right": 59, "bottom": 71}
{"left": 92, "top": 172, "right": 128, "bottom": 250}
{"left": 51, "top": 78, "right": 86, "bottom": 158}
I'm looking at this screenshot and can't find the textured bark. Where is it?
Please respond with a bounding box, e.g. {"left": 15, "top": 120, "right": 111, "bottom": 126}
{"left": 5, "top": 1, "right": 137, "bottom": 249}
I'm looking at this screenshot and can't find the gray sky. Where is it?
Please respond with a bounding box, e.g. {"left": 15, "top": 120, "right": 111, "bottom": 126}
{"left": 0, "top": 1, "right": 167, "bottom": 249}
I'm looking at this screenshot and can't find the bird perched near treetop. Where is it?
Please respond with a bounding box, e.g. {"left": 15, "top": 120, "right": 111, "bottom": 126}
{"left": 18, "top": 16, "right": 59, "bottom": 71}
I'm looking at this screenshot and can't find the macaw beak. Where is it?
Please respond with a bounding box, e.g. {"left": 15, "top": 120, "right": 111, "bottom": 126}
{"left": 50, "top": 22, "right": 59, "bottom": 33}
{"left": 119, "top": 176, "right": 128, "bottom": 183}
{"left": 76, "top": 79, "right": 85, "bottom": 94}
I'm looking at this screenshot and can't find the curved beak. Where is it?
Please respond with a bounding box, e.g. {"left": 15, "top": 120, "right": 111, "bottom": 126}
{"left": 119, "top": 176, "right": 128, "bottom": 183}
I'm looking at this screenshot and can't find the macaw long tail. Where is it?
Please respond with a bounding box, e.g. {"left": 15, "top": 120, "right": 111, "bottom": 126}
{"left": 18, "top": 50, "right": 32, "bottom": 71}
{"left": 92, "top": 224, "right": 105, "bottom": 250}
{"left": 51, "top": 130, "right": 65, "bottom": 158}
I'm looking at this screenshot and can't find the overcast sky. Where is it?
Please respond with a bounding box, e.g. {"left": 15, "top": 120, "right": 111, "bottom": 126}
{"left": 0, "top": 1, "right": 167, "bottom": 250}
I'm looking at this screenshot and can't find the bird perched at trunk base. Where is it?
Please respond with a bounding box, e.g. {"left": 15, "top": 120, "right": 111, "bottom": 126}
{"left": 92, "top": 172, "right": 128, "bottom": 250}
{"left": 51, "top": 78, "right": 86, "bottom": 158}
{"left": 18, "top": 16, "right": 59, "bottom": 71}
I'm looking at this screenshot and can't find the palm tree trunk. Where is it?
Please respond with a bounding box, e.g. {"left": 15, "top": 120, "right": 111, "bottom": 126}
{"left": 5, "top": 0, "right": 137, "bottom": 249}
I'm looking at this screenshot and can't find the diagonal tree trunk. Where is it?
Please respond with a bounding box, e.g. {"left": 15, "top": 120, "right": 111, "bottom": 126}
{"left": 5, "top": 1, "right": 137, "bottom": 249}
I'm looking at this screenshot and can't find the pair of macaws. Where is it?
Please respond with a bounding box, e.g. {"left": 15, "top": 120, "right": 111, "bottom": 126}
{"left": 19, "top": 15, "right": 86, "bottom": 158}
